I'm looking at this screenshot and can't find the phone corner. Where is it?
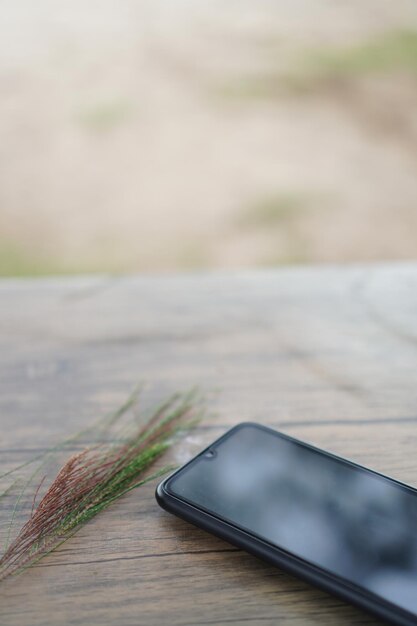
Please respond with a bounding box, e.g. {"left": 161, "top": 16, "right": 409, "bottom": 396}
{"left": 232, "top": 420, "right": 259, "bottom": 430}
{"left": 155, "top": 478, "right": 168, "bottom": 508}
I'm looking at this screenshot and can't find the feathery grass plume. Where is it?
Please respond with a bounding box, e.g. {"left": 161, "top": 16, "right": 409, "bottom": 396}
{"left": 0, "top": 388, "right": 202, "bottom": 583}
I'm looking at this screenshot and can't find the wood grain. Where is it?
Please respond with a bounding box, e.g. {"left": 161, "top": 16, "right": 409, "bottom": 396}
{"left": 1, "top": 264, "right": 417, "bottom": 625}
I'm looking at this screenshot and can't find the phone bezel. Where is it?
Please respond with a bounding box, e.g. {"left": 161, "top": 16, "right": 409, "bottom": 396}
{"left": 156, "top": 422, "right": 417, "bottom": 626}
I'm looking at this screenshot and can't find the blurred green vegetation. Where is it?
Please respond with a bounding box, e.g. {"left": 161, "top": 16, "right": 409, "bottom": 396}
{"left": 0, "top": 240, "right": 56, "bottom": 277}
{"left": 237, "top": 193, "right": 308, "bottom": 228}
{"left": 0, "top": 240, "right": 107, "bottom": 277}
{"left": 0, "top": 237, "right": 213, "bottom": 277}
{"left": 77, "top": 99, "right": 133, "bottom": 132}
{"left": 318, "top": 30, "right": 417, "bottom": 74}
{"left": 290, "top": 29, "right": 417, "bottom": 90}
{"left": 219, "top": 30, "right": 417, "bottom": 100}
{"left": 236, "top": 192, "right": 316, "bottom": 265}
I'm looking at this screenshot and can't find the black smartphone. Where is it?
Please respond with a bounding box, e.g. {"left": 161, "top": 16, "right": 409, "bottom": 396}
{"left": 156, "top": 422, "right": 417, "bottom": 626}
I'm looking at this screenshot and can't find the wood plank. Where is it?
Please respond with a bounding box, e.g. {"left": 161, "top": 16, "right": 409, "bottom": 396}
{"left": 0, "top": 264, "right": 416, "bottom": 624}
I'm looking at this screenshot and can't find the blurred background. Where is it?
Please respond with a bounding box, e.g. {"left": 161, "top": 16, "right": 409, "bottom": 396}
{"left": 1, "top": 0, "right": 416, "bottom": 277}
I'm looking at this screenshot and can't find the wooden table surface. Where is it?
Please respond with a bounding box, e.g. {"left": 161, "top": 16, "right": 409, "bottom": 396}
{"left": 1, "top": 264, "right": 417, "bottom": 625}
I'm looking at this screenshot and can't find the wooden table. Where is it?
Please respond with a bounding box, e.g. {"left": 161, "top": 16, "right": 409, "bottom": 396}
{"left": 1, "top": 264, "right": 417, "bottom": 625}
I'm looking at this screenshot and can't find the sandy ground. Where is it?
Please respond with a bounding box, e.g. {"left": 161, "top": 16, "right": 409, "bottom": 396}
{"left": 0, "top": 0, "right": 416, "bottom": 275}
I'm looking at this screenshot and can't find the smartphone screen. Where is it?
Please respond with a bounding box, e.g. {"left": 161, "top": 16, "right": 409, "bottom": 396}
{"left": 165, "top": 424, "right": 417, "bottom": 618}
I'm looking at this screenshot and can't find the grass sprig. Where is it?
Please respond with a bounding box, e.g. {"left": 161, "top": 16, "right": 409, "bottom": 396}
{"left": 0, "top": 388, "right": 202, "bottom": 583}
